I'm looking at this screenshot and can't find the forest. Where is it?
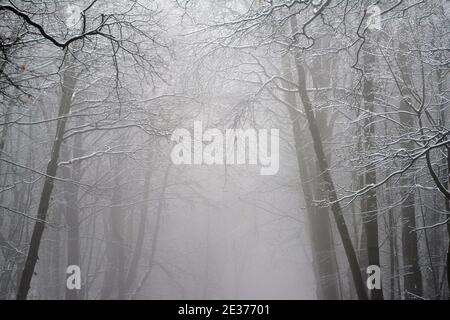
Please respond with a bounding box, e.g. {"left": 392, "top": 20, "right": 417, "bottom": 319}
{"left": 0, "top": 0, "right": 449, "bottom": 300}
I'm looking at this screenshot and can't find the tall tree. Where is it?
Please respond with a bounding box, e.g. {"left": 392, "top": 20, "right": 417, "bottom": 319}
{"left": 360, "top": 30, "right": 383, "bottom": 300}
{"left": 17, "top": 56, "right": 78, "bottom": 300}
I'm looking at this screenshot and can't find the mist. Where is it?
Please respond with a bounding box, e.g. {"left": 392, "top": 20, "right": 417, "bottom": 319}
{"left": 0, "top": 0, "right": 449, "bottom": 301}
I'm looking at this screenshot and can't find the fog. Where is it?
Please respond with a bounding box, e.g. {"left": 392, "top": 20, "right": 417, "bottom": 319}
{"left": 0, "top": 0, "right": 449, "bottom": 300}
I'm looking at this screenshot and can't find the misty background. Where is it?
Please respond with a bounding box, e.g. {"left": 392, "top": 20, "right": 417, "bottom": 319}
{"left": 0, "top": 0, "right": 449, "bottom": 300}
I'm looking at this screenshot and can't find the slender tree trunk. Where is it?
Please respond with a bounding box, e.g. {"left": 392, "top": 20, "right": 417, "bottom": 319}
{"left": 361, "top": 39, "right": 383, "bottom": 299}
{"left": 385, "top": 184, "right": 398, "bottom": 300}
{"left": 309, "top": 43, "right": 343, "bottom": 299}
{"left": 101, "top": 159, "right": 125, "bottom": 299}
{"left": 290, "top": 50, "right": 367, "bottom": 300}
{"left": 16, "top": 57, "right": 77, "bottom": 300}
{"left": 63, "top": 119, "right": 83, "bottom": 300}
{"left": 51, "top": 199, "right": 63, "bottom": 299}
{"left": 444, "top": 149, "right": 450, "bottom": 298}
{"left": 288, "top": 15, "right": 367, "bottom": 299}
{"left": 0, "top": 116, "right": 25, "bottom": 298}
{"left": 0, "top": 100, "right": 12, "bottom": 159}
{"left": 281, "top": 56, "right": 340, "bottom": 299}
{"left": 437, "top": 67, "right": 450, "bottom": 298}
{"left": 132, "top": 165, "right": 170, "bottom": 299}
{"left": 125, "top": 169, "right": 152, "bottom": 296}
{"left": 397, "top": 40, "right": 423, "bottom": 299}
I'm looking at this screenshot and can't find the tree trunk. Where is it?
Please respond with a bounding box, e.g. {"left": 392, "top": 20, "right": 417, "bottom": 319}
{"left": 292, "top": 59, "right": 367, "bottom": 300}
{"left": 16, "top": 57, "right": 77, "bottom": 300}
{"left": 63, "top": 118, "right": 83, "bottom": 300}
{"left": 361, "top": 38, "right": 383, "bottom": 299}
{"left": 290, "top": 16, "right": 367, "bottom": 299}
{"left": 125, "top": 169, "right": 152, "bottom": 296}
{"left": 132, "top": 164, "right": 170, "bottom": 299}
{"left": 437, "top": 67, "right": 450, "bottom": 298}
{"left": 281, "top": 57, "right": 339, "bottom": 299}
{"left": 397, "top": 40, "right": 423, "bottom": 299}
{"left": 101, "top": 159, "right": 125, "bottom": 299}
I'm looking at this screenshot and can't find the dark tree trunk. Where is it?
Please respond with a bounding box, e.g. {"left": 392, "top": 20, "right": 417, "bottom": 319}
{"left": 397, "top": 40, "right": 423, "bottom": 299}
{"left": 361, "top": 39, "right": 383, "bottom": 300}
{"left": 281, "top": 56, "right": 340, "bottom": 299}
{"left": 288, "top": 22, "right": 367, "bottom": 297}
{"left": 16, "top": 57, "right": 77, "bottom": 300}
{"left": 437, "top": 67, "right": 450, "bottom": 298}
